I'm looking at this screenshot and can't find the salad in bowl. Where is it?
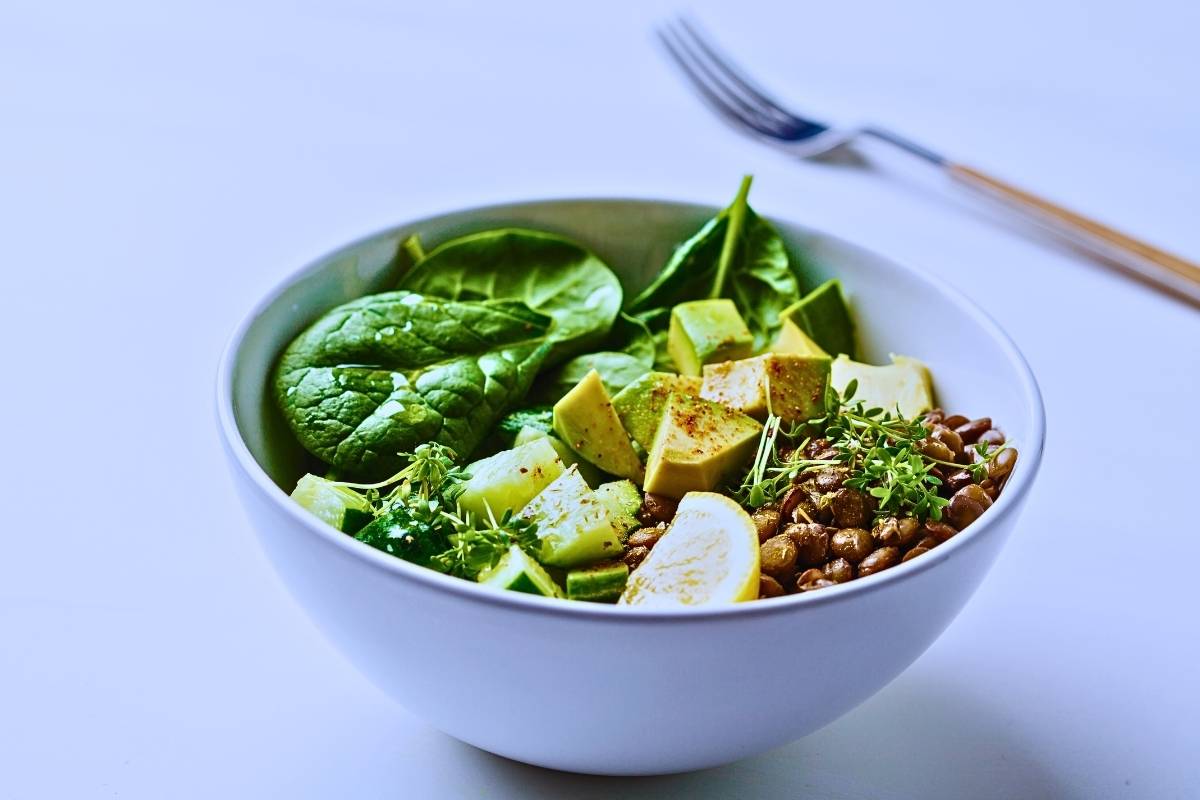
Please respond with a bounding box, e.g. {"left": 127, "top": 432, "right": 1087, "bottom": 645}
{"left": 272, "top": 177, "right": 1018, "bottom": 607}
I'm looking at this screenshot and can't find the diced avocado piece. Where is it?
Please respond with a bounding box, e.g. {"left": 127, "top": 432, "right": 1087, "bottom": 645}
{"left": 781, "top": 279, "right": 856, "bottom": 358}
{"left": 831, "top": 354, "right": 934, "bottom": 418}
{"left": 701, "top": 353, "right": 831, "bottom": 423}
{"left": 566, "top": 561, "right": 630, "bottom": 602}
{"left": 512, "top": 426, "right": 606, "bottom": 487}
{"left": 594, "top": 479, "right": 641, "bottom": 537}
{"left": 553, "top": 369, "right": 645, "bottom": 481}
{"left": 291, "top": 473, "right": 373, "bottom": 533}
{"left": 667, "top": 299, "right": 754, "bottom": 376}
{"left": 478, "top": 544, "right": 563, "bottom": 598}
{"left": 459, "top": 437, "right": 564, "bottom": 518}
{"left": 521, "top": 465, "right": 624, "bottom": 567}
{"left": 611, "top": 371, "right": 703, "bottom": 451}
{"left": 770, "top": 318, "right": 829, "bottom": 358}
{"left": 644, "top": 394, "right": 762, "bottom": 499}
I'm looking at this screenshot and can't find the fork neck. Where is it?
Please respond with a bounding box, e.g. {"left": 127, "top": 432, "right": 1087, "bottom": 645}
{"left": 860, "top": 126, "right": 947, "bottom": 165}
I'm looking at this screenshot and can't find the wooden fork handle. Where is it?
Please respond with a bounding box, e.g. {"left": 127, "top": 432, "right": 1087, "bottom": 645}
{"left": 947, "top": 162, "right": 1200, "bottom": 308}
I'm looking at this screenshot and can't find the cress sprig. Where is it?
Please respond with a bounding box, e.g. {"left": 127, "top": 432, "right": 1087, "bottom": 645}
{"left": 733, "top": 379, "right": 1009, "bottom": 522}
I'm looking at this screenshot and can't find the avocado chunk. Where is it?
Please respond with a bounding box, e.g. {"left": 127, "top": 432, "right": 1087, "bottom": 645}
{"left": 478, "top": 544, "right": 563, "bottom": 598}
{"left": 644, "top": 394, "right": 762, "bottom": 499}
{"left": 781, "top": 279, "right": 856, "bottom": 358}
{"left": 667, "top": 299, "right": 754, "bottom": 376}
{"left": 700, "top": 353, "right": 831, "bottom": 423}
{"left": 593, "top": 479, "right": 641, "bottom": 537}
{"left": 566, "top": 561, "right": 630, "bottom": 602}
{"left": 521, "top": 465, "right": 624, "bottom": 567}
{"left": 611, "top": 371, "right": 703, "bottom": 451}
{"left": 458, "top": 437, "right": 564, "bottom": 518}
{"left": 831, "top": 354, "right": 934, "bottom": 418}
{"left": 769, "top": 318, "right": 829, "bottom": 358}
{"left": 553, "top": 369, "right": 645, "bottom": 481}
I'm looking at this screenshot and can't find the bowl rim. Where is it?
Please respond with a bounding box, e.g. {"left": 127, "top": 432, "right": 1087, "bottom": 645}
{"left": 216, "top": 196, "right": 1045, "bottom": 622}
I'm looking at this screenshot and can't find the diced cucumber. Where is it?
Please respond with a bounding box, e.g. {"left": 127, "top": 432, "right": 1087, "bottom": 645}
{"left": 459, "top": 438, "right": 565, "bottom": 518}
{"left": 291, "top": 473, "right": 373, "bottom": 533}
{"left": 594, "top": 480, "right": 641, "bottom": 537}
{"left": 477, "top": 544, "right": 564, "bottom": 598}
{"left": 512, "top": 426, "right": 605, "bottom": 487}
{"left": 566, "top": 561, "right": 629, "bottom": 602}
{"left": 513, "top": 425, "right": 550, "bottom": 446}
{"left": 521, "top": 466, "right": 623, "bottom": 568}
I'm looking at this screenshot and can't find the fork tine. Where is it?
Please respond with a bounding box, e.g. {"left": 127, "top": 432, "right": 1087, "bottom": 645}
{"left": 657, "top": 25, "right": 791, "bottom": 138}
{"left": 673, "top": 17, "right": 804, "bottom": 127}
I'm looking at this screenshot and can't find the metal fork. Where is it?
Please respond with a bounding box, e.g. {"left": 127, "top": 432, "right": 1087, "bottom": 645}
{"left": 658, "top": 17, "right": 1200, "bottom": 309}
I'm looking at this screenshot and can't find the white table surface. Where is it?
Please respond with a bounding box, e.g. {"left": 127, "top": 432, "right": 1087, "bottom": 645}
{"left": 3, "top": 1, "right": 1198, "bottom": 797}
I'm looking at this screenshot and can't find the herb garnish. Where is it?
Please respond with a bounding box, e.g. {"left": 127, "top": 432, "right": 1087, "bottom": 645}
{"left": 733, "top": 380, "right": 1009, "bottom": 522}
{"left": 432, "top": 505, "right": 542, "bottom": 579}
{"left": 333, "top": 442, "right": 541, "bottom": 578}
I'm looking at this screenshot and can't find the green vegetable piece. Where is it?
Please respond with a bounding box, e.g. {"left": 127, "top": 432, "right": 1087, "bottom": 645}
{"left": 290, "top": 473, "right": 373, "bottom": 533}
{"left": 611, "top": 371, "right": 703, "bottom": 451}
{"left": 275, "top": 291, "right": 553, "bottom": 480}
{"left": 510, "top": 426, "right": 607, "bottom": 487}
{"left": 512, "top": 425, "right": 551, "bottom": 447}
{"left": 769, "top": 318, "right": 828, "bottom": 358}
{"left": 700, "top": 353, "right": 831, "bottom": 423}
{"left": 830, "top": 354, "right": 933, "bottom": 418}
{"left": 781, "top": 279, "right": 856, "bottom": 358}
{"left": 478, "top": 544, "right": 564, "bottom": 598}
{"left": 398, "top": 228, "right": 623, "bottom": 366}
{"left": 553, "top": 370, "right": 645, "bottom": 481}
{"left": 521, "top": 466, "right": 623, "bottom": 568}
{"left": 459, "top": 437, "right": 566, "bottom": 519}
{"left": 566, "top": 561, "right": 630, "bottom": 602}
{"left": 627, "top": 176, "right": 798, "bottom": 351}
{"left": 355, "top": 503, "right": 447, "bottom": 568}
{"left": 644, "top": 394, "right": 762, "bottom": 499}
{"left": 594, "top": 479, "right": 642, "bottom": 537}
{"left": 667, "top": 299, "right": 754, "bottom": 376}
{"left": 493, "top": 406, "right": 554, "bottom": 447}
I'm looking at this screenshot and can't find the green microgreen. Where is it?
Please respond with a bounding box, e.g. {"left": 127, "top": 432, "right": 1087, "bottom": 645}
{"left": 730, "top": 377, "right": 1010, "bottom": 522}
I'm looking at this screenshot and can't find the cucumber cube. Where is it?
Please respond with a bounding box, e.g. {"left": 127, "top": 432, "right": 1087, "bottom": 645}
{"left": 566, "top": 561, "right": 630, "bottom": 602}
{"left": 512, "top": 426, "right": 605, "bottom": 487}
{"left": 521, "top": 466, "right": 623, "bottom": 568}
{"left": 594, "top": 480, "right": 641, "bottom": 537}
{"left": 291, "top": 474, "right": 372, "bottom": 533}
{"left": 459, "top": 437, "right": 564, "bottom": 518}
{"left": 478, "top": 544, "right": 563, "bottom": 598}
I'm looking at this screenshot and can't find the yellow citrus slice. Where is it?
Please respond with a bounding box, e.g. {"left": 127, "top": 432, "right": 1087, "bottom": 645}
{"left": 619, "top": 492, "right": 760, "bottom": 607}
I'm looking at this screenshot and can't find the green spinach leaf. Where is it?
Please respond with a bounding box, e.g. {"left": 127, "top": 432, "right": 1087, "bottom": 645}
{"left": 626, "top": 176, "right": 798, "bottom": 351}
{"left": 632, "top": 308, "right": 676, "bottom": 372}
{"left": 398, "top": 228, "right": 622, "bottom": 365}
{"left": 529, "top": 312, "right": 655, "bottom": 402}
{"left": 275, "top": 291, "right": 553, "bottom": 480}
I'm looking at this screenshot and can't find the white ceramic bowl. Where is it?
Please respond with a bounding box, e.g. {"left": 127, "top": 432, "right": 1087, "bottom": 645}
{"left": 217, "top": 199, "right": 1044, "bottom": 775}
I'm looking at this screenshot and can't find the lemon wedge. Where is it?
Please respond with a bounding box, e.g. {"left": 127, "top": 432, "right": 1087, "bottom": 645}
{"left": 619, "top": 492, "right": 760, "bottom": 607}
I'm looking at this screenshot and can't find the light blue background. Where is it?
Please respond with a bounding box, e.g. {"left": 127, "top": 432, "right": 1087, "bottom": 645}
{"left": 2, "top": 1, "right": 1198, "bottom": 797}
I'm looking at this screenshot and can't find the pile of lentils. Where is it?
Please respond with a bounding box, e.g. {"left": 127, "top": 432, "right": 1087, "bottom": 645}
{"left": 623, "top": 409, "right": 1018, "bottom": 600}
